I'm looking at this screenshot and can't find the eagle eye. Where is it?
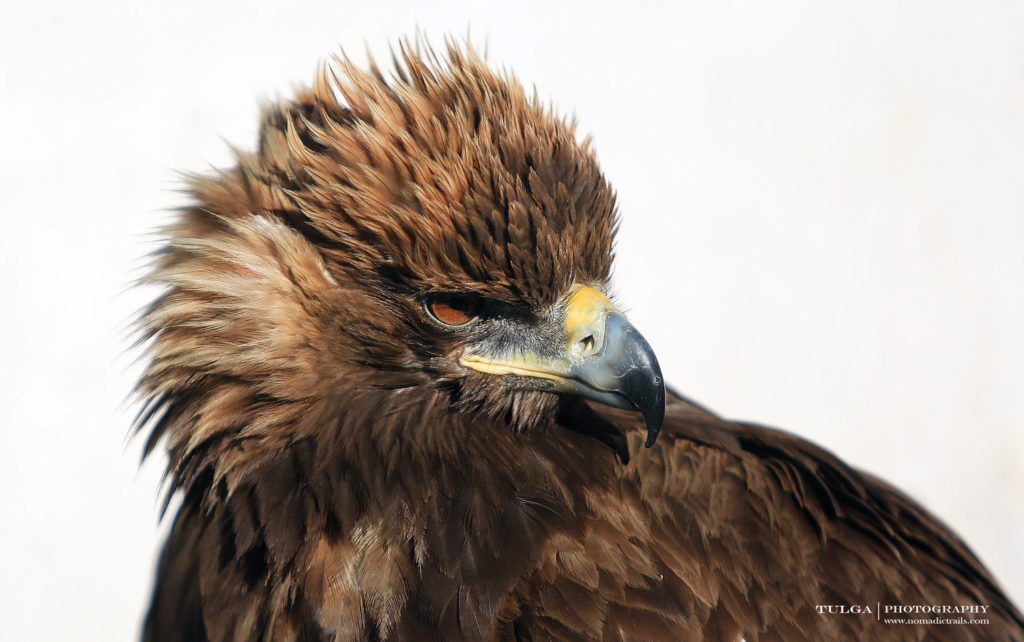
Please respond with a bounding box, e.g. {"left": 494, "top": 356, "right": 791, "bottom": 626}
{"left": 424, "top": 293, "right": 482, "bottom": 328}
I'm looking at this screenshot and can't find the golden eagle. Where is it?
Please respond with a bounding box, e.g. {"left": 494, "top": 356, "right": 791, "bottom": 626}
{"left": 136, "top": 43, "right": 1023, "bottom": 641}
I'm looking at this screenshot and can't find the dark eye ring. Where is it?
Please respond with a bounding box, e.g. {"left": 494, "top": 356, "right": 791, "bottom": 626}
{"left": 424, "top": 293, "right": 482, "bottom": 328}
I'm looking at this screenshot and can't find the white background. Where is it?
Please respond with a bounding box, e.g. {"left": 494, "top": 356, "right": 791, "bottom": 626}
{"left": 1, "top": 1, "right": 1021, "bottom": 639}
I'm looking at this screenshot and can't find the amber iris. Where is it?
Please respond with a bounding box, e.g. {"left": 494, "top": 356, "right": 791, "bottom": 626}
{"left": 426, "top": 294, "right": 480, "bottom": 327}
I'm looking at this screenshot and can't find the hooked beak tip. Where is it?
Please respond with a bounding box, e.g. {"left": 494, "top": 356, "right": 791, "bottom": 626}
{"left": 644, "top": 424, "right": 661, "bottom": 448}
{"left": 641, "top": 380, "right": 664, "bottom": 448}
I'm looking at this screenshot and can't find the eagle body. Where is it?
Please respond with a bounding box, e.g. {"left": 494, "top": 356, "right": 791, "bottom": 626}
{"left": 137, "top": 44, "right": 1023, "bottom": 641}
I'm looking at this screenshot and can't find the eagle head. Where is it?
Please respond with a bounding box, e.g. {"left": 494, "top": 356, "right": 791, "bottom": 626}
{"left": 138, "top": 43, "right": 664, "bottom": 484}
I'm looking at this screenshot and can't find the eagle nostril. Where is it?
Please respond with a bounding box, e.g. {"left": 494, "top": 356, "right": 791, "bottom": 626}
{"left": 580, "top": 335, "right": 595, "bottom": 354}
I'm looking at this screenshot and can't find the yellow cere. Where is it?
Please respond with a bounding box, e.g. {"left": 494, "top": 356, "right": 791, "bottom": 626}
{"left": 564, "top": 285, "right": 620, "bottom": 354}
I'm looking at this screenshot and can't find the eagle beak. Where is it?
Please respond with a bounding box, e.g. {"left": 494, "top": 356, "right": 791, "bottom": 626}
{"left": 459, "top": 285, "right": 666, "bottom": 447}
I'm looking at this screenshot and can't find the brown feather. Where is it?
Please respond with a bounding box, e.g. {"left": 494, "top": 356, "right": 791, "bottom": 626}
{"left": 136, "top": 40, "right": 1023, "bottom": 641}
